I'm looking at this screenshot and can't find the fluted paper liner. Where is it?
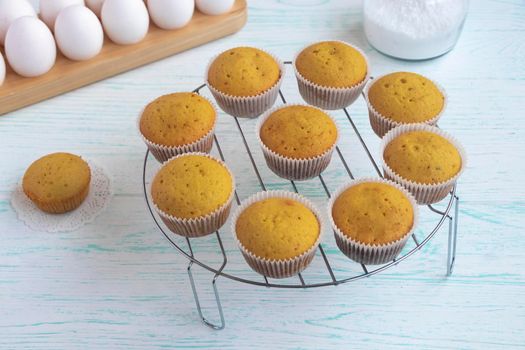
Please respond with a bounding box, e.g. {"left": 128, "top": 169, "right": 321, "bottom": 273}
{"left": 255, "top": 104, "right": 340, "bottom": 181}
{"left": 232, "top": 190, "right": 325, "bottom": 279}
{"left": 151, "top": 152, "right": 236, "bottom": 238}
{"left": 206, "top": 48, "right": 286, "bottom": 118}
{"left": 380, "top": 124, "right": 467, "bottom": 205}
{"left": 33, "top": 185, "right": 90, "bottom": 214}
{"left": 364, "top": 74, "right": 448, "bottom": 137}
{"left": 137, "top": 95, "right": 218, "bottom": 163}
{"left": 328, "top": 178, "right": 419, "bottom": 265}
{"left": 293, "top": 40, "right": 370, "bottom": 110}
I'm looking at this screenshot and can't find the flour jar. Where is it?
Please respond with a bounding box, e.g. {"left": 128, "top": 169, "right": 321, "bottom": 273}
{"left": 363, "top": 0, "right": 469, "bottom": 60}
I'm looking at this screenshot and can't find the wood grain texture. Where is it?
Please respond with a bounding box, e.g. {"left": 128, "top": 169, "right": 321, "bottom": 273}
{"left": 0, "top": 0, "right": 247, "bottom": 116}
{"left": 1, "top": 0, "right": 525, "bottom": 349}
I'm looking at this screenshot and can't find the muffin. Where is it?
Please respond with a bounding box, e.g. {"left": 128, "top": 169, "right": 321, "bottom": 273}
{"left": 257, "top": 104, "right": 339, "bottom": 180}
{"left": 232, "top": 190, "right": 323, "bottom": 278}
{"left": 206, "top": 46, "right": 285, "bottom": 118}
{"left": 329, "top": 178, "right": 418, "bottom": 265}
{"left": 22, "top": 152, "right": 91, "bottom": 214}
{"left": 381, "top": 124, "right": 466, "bottom": 204}
{"left": 151, "top": 153, "right": 235, "bottom": 237}
{"left": 293, "top": 40, "right": 369, "bottom": 110}
{"left": 139, "top": 92, "right": 217, "bottom": 163}
{"left": 365, "top": 72, "right": 446, "bottom": 137}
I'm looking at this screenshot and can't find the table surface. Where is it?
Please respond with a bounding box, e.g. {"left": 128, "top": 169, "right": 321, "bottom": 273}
{"left": 1, "top": 0, "right": 524, "bottom": 349}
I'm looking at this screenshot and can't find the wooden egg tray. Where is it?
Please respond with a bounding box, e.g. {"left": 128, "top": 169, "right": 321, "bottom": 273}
{"left": 0, "top": 0, "right": 247, "bottom": 116}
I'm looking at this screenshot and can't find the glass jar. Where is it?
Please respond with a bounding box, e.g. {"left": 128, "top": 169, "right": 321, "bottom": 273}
{"left": 363, "top": 0, "right": 469, "bottom": 60}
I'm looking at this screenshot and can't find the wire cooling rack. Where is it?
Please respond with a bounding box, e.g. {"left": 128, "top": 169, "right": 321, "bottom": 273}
{"left": 141, "top": 62, "right": 460, "bottom": 330}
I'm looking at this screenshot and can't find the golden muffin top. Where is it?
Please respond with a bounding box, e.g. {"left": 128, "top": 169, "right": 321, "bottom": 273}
{"left": 332, "top": 182, "right": 414, "bottom": 245}
{"left": 295, "top": 41, "right": 367, "bottom": 88}
{"left": 140, "top": 93, "right": 216, "bottom": 147}
{"left": 368, "top": 72, "right": 445, "bottom": 123}
{"left": 384, "top": 130, "right": 462, "bottom": 184}
{"left": 151, "top": 154, "right": 233, "bottom": 219}
{"left": 260, "top": 105, "right": 338, "bottom": 159}
{"left": 207, "top": 47, "right": 281, "bottom": 97}
{"left": 235, "top": 197, "right": 320, "bottom": 260}
{"left": 23, "top": 152, "right": 91, "bottom": 203}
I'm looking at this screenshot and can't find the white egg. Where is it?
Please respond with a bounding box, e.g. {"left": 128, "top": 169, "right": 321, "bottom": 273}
{"left": 5, "top": 17, "right": 56, "bottom": 77}
{"left": 39, "top": 0, "right": 85, "bottom": 29}
{"left": 196, "top": 0, "right": 234, "bottom": 16}
{"left": 0, "top": 0, "right": 36, "bottom": 45}
{"left": 102, "top": 0, "right": 149, "bottom": 45}
{"left": 85, "top": 0, "right": 105, "bottom": 17}
{"left": 55, "top": 5, "right": 103, "bottom": 61}
{"left": 0, "top": 53, "right": 5, "bottom": 86}
{"left": 147, "top": 0, "right": 194, "bottom": 30}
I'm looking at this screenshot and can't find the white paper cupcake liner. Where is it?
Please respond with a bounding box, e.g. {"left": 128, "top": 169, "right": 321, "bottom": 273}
{"left": 255, "top": 104, "right": 340, "bottom": 181}
{"left": 231, "top": 190, "right": 325, "bottom": 279}
{"left": 293, "top": 40, "right": 370, "bottom": 110}
{"left": 205, "top": 48, "right": 286, "bottom": 118}
{"left": 151, "top": 152, "right": 236, "bottom": 238}
{"left": 328, "top": 178, "right": 419, "bottom": 265}
{"left": 380, "top": 124, "right": 467, "bottom": 205}
{"left": 364, "top": 73, "right": 448, "bottom": 137}
{"left": 137, "top": 95, "right": 218, "bottom": 163}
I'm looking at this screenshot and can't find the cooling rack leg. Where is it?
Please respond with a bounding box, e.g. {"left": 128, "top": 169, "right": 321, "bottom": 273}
{"left": 187, "top": 261, "right": 226, "bottom": 330}
{"left": 186, "top": 232, "right": 227, "bottom": 330}
{"left": 446, "top": 195, "right": 460, "bottom": 276}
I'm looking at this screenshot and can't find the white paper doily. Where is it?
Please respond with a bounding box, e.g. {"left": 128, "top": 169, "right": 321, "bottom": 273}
{"left": 11, "top": 163, "right": 112, "bottom": 233}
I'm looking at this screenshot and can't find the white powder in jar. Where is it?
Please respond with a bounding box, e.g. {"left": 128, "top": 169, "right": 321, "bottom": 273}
{"left": 364, "top": 0, "right": 469, "bottom": 60}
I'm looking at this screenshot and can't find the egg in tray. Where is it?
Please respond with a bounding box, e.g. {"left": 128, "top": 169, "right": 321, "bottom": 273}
{"left": 0, "top": 0, "right": 236, "bottom": 85}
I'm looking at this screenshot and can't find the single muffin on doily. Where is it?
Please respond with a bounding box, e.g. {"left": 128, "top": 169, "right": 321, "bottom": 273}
{"left": 139, "top": 92, "right": 217, "bottom": 162}
{"left": 232, "top": 190, "right": 323, "bottom": 278}
{"left": 294, "top": 40, "right": 369, "bottom": 109}
{"left": 206, "top": 46, "right": 284, "bottom": 118}
{"left": 365, "top": 72, "right": 446, "bottom": 137}
{"left": 151, "top": 153, "right": 235, "bottom": 237}
{"left": 381, "top": 124, "right": 466, "bottom": 204}
{"left": 257, "top": 104, "right": 338, "bottom": 180}
{"left": 329, "top": 178, "right": 418, "bottom": 265}
{"left": 22, "top": 152, "right": 91, "bottom": 214}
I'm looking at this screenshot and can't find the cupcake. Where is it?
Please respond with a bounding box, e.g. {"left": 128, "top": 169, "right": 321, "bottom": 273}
{"left": 151, "top": 153, "right": 235, "bottom": 237}
{"left": 381, "top": 124, "right": 466, "bottom": 204}
{"left": 232, "top": 191, "right": 323, "bottom": 278}
{"left": 365, "top": 72, "right": 446, "bottom": 137}
{"left": 329, "top": 178, "right": 418, "bottom": 265}
{"left": 294, "top": 40, "right": 369, "bottom": 110}
{"left": 139, "top": 92, "right": 217, "bottom": 163}
{"left": 206, "top": 46, "right": 285, "bottom": 118}
{"left": 256, "top": 104, "right": 339, "bottom": 180}
{"left": 22, "top": 152, "right": 91, "bottom": 214}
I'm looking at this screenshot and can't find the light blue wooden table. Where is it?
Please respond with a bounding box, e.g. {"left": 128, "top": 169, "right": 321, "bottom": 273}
{"left": 1, "top": 0, "right": 524, "bottom": 348}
